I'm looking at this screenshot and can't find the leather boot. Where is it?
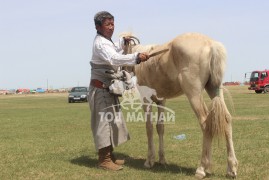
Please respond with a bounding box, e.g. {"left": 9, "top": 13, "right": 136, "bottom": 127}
{"left": 98, "top": 146, "right": 123, "bottom": 171}
{"left": 110, "top": 145, "right": 125, "bottom": 165}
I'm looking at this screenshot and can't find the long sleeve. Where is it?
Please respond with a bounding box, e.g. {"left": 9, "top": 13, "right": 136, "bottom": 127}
{"left": 91, "top": 35, "right": 138, "bottom": 66}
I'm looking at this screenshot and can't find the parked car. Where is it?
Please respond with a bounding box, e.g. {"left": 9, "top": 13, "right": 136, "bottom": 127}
{"left": 68, "top": 86, "right": 88, "bottom": 103}
{"left": 36, "top": 88, "right": 46, "bottom": 93}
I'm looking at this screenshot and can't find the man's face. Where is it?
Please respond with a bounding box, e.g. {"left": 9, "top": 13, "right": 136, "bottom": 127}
{"left": 96, "top": 18, "right": 114, "bottom": 39}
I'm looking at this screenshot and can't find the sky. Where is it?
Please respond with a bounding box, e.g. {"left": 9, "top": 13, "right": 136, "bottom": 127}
{"left": 1, "top": 0, "right": 269, "bottom": 89}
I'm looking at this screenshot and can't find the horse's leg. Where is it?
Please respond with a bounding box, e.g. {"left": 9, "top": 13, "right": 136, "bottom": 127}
{"left": 143, "top": 104, "right": 156, "bottom": 168}
{"left": 206, "top": 86, "right": 238, "bottom": 178}
{"left": 225, "top": 117, "right": 238, "bottom": 177}
{"left": 196, "top": 126, "right": 213, "bottom": 179}
{"left": 185, "top": 93, "right": 212, "bottom": 179}
{"left": 218, "top": 88, "right": 238, "bottom": 177}
{"left": 156, "top": 99, "right": 166, "bottom": 165}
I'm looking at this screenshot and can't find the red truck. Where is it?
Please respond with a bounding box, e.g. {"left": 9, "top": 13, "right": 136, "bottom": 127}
{"left": 248, "top": 70, "right": 269, "bottom": 93}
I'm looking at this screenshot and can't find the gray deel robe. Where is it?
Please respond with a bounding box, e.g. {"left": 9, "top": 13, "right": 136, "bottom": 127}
{"left": 89, "top": 62, "right": 130, "bottom": 151}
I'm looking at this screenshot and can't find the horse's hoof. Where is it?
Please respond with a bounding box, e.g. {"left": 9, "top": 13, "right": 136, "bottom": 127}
{"left": 195, "top": 167, "right": 206, "bottom": 179}
{"left": 144, "top": 160, "right": 154, "bottom": 168}
{"left": 195, "top": 172, "right": 206, "bottom": 179}
{"left": 159, "top": 158, "right": 166, "bottom": 165}
{"left": 227, "top": 159, "right": 238, "bottom": 178}
{"left": 158, "top": 161, "right": 167, "bottom": 166}
{"left": 227, "top": 171, "right": 237, "bottom": 178}
{"left": 205, "top": 168, "right": 212, "bottom": 175}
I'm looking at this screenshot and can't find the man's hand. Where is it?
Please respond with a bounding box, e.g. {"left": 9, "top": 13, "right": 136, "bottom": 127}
{"left": 138, "top": 52, "right": 149, "bottom": 62}
{"left": 123, "top": 36, "right": 132, "bottom": 45}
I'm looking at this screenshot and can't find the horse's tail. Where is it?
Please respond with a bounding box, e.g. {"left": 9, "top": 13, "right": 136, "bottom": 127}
{"left": 205, "top": 92, "right": 231, "bottom": 138}
{"left": 206, "top": 41, "right": 231, "bottom": 138}
{"left": 209, "top": 41, "right": 226, "bottom": 87}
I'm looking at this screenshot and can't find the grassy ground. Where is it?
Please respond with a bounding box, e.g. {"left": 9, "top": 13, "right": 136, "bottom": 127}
{"left": 0, "top": 86, "right": 268, "bottom": 180}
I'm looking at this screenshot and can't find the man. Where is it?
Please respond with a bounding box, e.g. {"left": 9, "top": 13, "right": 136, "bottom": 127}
{"left": 89, "top": 11, "right": 149, "bottom": 171}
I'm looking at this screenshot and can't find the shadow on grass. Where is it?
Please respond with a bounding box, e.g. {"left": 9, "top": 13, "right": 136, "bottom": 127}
{"left": 70, "top": 152, "right": 196, "bottom": 176}
{"left": 70, "top": 155, "right": 98, "bottom": 168}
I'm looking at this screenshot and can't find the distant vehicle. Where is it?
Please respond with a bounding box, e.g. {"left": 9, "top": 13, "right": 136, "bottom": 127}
{"left": 16, "top": 88, "right": 30, "bottom": 94}
{"left": 8, "top": 89, "right": 16, "bottom": 94}
{"left": 36, "top": 88, "right": 46, "bottom": 93}
{"left": 68, "top": 86, "right": 88, "bottom": 103}
{"left": 248, "top": 70, "right": 269, "bottom": 93}
{"left": 30, "top": 89, "right": 36, "bottom": 94}
{"left": 0, "top": 90, "right": 9, "bottom": 95}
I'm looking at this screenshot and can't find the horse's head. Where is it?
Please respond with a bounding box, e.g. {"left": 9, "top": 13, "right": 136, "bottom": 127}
{"left": 120, "top": 33, "right": 156, "bottom": 74}
{"left": 120, "top": 34, "right": 141, "bottom": 73}
{"left": 122, "top": 35, "right": 140, "bottom": 54}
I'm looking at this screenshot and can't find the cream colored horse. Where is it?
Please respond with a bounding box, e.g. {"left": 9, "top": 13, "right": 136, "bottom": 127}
{"left": 123, "top": 33, "right": 238, "bottom": 178}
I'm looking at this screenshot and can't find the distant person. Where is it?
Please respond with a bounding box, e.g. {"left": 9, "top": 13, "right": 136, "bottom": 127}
{"left": 88, "top": 11, "right": 149, "bottom": 171}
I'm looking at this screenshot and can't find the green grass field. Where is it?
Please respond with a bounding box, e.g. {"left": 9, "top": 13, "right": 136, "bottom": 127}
{"left": 0, "top": 86, "right": 268, "bottom": 180}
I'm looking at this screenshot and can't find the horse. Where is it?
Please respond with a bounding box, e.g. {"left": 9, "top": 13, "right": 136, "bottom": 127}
{"left": 122, "top": 32, "right": 238, "bottom": 178}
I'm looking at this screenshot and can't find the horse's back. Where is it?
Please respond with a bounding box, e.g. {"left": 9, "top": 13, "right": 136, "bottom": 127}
{"left": 171, "top": 33, "right": 214, "bottom": 56}
{"left": 136, "top": 33, "right": 223, "bottom": 98}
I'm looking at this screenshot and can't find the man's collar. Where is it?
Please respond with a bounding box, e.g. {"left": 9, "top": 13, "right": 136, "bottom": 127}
{"left": 97, "top": 32, "right": 114, "bottom": 45}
